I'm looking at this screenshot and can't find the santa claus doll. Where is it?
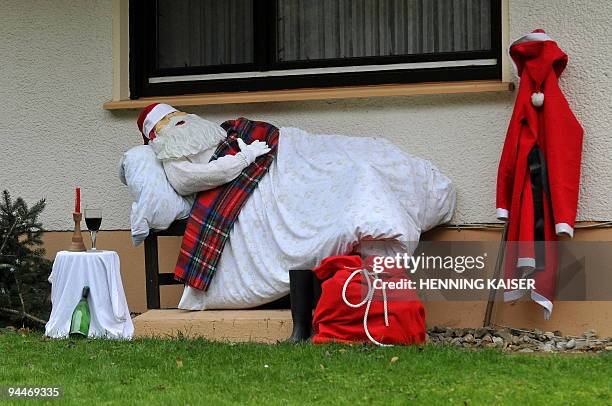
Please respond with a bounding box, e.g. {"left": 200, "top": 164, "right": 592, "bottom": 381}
{"left": 136, "top": 103, "right": 271, "bottom": 195}
{"left": 130, "top": 103, "right": 456, "bottom": 343}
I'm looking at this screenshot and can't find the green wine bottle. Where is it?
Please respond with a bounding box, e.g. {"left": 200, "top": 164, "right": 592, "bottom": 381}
{"left": 69, "top": 286, "right": 90, "bottom": 337}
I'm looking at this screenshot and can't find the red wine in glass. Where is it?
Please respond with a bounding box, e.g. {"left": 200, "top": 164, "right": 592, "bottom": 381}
{"left": 85, "top": 217, "right": 102, "bottom": 231}
{"left": 84, "top": 208, "right": 102, "bottom": 251}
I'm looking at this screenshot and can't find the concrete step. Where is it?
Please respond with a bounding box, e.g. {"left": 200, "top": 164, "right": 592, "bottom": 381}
{"left": 133, "top": 309, "right": 293, "bottom": 343}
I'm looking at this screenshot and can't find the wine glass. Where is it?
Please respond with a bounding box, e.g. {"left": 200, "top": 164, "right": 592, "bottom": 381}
{"left": 84, "top": 208, "right": 102, "bottom": 251}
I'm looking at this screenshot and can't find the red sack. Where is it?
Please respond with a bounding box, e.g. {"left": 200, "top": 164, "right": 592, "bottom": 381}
{"left": 312, "top": 255, "right": 426, "bottom": 346}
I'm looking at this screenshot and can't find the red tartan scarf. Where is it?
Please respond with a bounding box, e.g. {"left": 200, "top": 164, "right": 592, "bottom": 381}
{"left": 174, "top": 117, "right": 279, "bottom": 290}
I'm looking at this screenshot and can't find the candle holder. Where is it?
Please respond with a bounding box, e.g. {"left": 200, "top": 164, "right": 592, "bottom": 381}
{"left": 68, "top": 212, "right": 87, "bottom": 252}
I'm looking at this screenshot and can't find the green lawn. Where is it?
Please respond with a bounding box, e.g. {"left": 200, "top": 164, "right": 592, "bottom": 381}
{"left": 1, "top": 332, "right": 611, "bottom": 405}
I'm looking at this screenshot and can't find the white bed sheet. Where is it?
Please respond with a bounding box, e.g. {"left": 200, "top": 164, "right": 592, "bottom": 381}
{"left": 179, "top": 127, "right": 455, "bottom": 309}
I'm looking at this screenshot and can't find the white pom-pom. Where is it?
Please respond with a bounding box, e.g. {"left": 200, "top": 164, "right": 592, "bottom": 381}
{"left": 531, "top": 92, "right": 544, "bottom": 107}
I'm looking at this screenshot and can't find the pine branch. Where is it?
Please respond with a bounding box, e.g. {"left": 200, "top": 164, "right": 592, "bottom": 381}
{"left": 1, "top": 191, "right": 12, "bottom": 214}
{"left": 0, "top": 190, "right": 51, "bottom": 327}
{"left": 13, "top": 272, "right": 27, "bottom": 318}
{"left": 0, "top": 216, "right": 19, "bottom": 256}
{"left": 28, "top": 199, "right": 46, "bottom": 221}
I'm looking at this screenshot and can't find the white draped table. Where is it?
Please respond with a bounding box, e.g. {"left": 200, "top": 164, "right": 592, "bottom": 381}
{"left": 45, "top": 250, "right": 134, "bottom": 339}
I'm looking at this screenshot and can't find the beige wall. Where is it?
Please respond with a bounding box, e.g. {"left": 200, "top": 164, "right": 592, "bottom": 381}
{"left": 1, "top": 0, "right": 610, "bottom": 231}
{"left": 43, "top": 225, "right": 612, "bottom": 336}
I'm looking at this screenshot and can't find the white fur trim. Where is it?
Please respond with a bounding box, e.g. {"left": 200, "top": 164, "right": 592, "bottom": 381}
{"left": 511, "top": 32, "right": 554, "bottom": 47}
{"left": 531, "top": 92, "right": 544, "bottom": 107}
{"left": 555, "top": 223, "right": 574, "bottom": 238}
{"left": 143, "top": 103, "right": 178, "bottom": 138}
{"left": 517, "top": 257, "right": 536, "bottom": 269}
{"left": 531, "top": 290, "right": 553, "bottom": 320}
{"left": 496, "top": 208, "right": 509, "bottom": 221}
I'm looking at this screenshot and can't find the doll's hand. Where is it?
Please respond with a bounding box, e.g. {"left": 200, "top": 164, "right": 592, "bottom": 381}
{"left": 237, "top": 139, "right": 271, "bottom": 165}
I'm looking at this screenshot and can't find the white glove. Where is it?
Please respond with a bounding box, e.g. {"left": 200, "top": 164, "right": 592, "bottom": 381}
{"left": 237, "top": 138, "right": 271, "bottom": 165}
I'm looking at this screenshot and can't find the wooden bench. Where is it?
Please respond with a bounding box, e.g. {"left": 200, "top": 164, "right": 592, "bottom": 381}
{"left": 143, "top": 219, "right": 187, "bottom": 309}
{"left": 143, "top": 219, "right": 290, "bottom": 310}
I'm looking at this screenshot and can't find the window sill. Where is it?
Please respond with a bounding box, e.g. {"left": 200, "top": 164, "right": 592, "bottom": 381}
{"left": 103, "top": 80, "right": 514, "bottom": 110}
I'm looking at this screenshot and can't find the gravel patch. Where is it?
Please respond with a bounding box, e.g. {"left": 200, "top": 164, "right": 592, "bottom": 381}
{"left": 427, "top": 326, "right": 612, "bottom": 353}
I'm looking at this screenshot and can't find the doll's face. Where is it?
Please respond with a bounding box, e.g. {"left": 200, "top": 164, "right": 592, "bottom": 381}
{"left": 154, "top": 111, "right": 188, "bottom": 134}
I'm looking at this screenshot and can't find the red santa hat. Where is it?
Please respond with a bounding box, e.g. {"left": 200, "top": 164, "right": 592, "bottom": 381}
{"left": 136, "top": 103, "right": 178, "bottom": 144}
{"left": 509, "top": 29, "right": 567, "bottom": 108}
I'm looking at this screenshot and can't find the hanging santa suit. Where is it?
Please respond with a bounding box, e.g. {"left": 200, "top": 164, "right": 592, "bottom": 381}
{"left": 496, "top": 30, "right": 583, "bottom": 319}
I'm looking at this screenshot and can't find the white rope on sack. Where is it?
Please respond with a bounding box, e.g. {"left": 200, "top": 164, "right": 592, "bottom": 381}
{"left": 341, "top": 267, "right": 392, "bottom": 347}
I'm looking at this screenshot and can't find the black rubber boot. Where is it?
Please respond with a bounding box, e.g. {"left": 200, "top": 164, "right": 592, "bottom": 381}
{"left": 312, "top": 274, "right": 322, "bottom": 310}
{"left": 288, "top": 270, "right": 314, "bottom": 342}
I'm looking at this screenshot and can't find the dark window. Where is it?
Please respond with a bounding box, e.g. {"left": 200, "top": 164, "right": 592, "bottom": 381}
{"left": 130, "top": 0, "right": 501, "bottom": 98}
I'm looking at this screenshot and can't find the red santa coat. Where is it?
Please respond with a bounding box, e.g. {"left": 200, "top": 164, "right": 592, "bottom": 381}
{"left": 496, "top": 30, "right": 583, "bottom": 318}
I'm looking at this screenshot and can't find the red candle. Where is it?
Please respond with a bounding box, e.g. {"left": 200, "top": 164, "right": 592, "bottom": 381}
{"left": 75, "top": 187, "right": 81, "bottom": 213}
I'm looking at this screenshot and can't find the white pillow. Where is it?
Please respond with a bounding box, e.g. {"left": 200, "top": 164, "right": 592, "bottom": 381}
{"left": 119, "top": 145, "right": 192, "bottom": 245}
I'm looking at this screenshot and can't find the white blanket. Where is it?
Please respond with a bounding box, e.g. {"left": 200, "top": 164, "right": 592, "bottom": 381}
{"left": 179, "top": 127, "right": 455, "bottom": 310}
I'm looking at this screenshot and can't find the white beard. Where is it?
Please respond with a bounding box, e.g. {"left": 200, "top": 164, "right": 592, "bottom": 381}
{"left": 150, "top": 114, "right": 227, "bottom": 160}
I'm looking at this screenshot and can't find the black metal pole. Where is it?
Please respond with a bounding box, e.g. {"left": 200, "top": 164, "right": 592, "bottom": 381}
{"left": 483, "top": 222, "right": 509, "bottom": 327}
